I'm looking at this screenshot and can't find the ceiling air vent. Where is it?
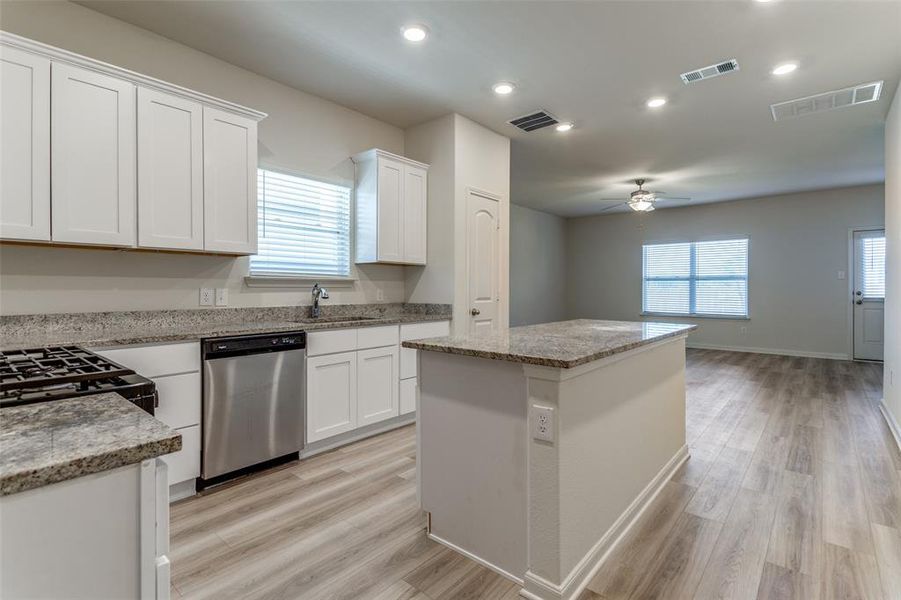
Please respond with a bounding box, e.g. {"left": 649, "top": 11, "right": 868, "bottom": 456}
{"left": 508, "top": 110, "right": 559, "bottom": 132}
{"left": 770, "top": 81, "right": 884, "bottom": 121}
{"left": 680, "top": 59, "right": 740, "bottom": 84}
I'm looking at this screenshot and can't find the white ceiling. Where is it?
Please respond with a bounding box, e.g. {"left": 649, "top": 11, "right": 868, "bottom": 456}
{"left": 78, "top": 0, "right": 901, "bottom": 217}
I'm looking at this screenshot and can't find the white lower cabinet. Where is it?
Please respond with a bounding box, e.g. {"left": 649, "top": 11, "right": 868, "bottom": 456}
{"left": 357, "top": 346, "right": 399, "bottom": 427}
{"left": 400, "top": 377, "right": 417, "bottom": 416}
{"left": 164, "top": 424, "right": 200, "bottom": 486}
{"left": 92, "top": 342, "right": 201, "bottom": 495}
{"left": 307, "top": 351, "right": 358, "bottom": 443}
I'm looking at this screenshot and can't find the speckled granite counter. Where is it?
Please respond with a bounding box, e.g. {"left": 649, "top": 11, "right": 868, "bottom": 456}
{"left": 403, "top": 319, "right": 695, "bottom": 369}
{"left": 0, "top": 303, "right": 451, "bottom": 351}
{"left": 0, "top": 393, "right": 181, "bottom": 495}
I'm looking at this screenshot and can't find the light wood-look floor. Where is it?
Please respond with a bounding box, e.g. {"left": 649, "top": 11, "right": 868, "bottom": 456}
{"left": 170, "top": 350, "right": 901, "bottom": 600}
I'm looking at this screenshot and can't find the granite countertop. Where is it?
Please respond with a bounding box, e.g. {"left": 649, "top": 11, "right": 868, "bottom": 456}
{"left": 0, "top": 304, "right": 452, "bottom": 351}
{"left": 402, "top": 319, "right": 696, "bottom": 369}
{"left": 0, "top": 393, "right": 181, "bottom": 496}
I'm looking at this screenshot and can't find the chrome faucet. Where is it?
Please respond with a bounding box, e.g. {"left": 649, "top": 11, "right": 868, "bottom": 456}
{"left": 311, "top": 283, "right": 329, "bottom": 318}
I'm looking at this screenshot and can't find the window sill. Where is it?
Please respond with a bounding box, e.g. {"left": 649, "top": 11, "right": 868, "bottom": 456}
{"left": 244, "top": 275, "right": 357, "bottom": 289}
{"left": 641, "top": 312, "right": 750, "bottom": 321}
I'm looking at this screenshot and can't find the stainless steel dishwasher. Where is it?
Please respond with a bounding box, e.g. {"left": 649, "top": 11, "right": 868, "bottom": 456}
{"left": 200, "top": 331, "right": 305, "bottom": 486}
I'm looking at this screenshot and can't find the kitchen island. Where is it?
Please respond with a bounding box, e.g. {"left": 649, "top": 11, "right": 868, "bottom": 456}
{"left": 403, "top": 319, "right": 695, "bottom": 600}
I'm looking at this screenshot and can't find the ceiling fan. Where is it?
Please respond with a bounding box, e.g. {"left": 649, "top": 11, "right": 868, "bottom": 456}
{"left": 598, "top": 179, "right": 691, "bottom": 213}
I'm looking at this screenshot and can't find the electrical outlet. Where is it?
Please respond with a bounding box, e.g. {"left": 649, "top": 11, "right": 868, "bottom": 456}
{"left": 740, "top": 326, "right": 748, "bottom": 335}
{"left": 215, "top": 288, "right": 229, "bottom": 307}
{"left": 531, "top": 405, "right": 555, "bottom": 443}
{"left": 199, "top": 288, "right": 214, "bottom": 307}
{"left": 377, "top": 289, "right": 385, "bottom": 302}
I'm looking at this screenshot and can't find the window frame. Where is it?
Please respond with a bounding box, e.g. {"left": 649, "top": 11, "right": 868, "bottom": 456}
{"left": 246, "top": 165, "right": 356, "bottom": 287}
{"left": 641, "top": 236, "right": 751, "bottom": 320}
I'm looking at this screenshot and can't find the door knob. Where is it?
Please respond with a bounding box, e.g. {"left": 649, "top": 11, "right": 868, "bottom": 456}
{"left": 855, "top": 290, "right": 863, "bottom": 296}
{"left": 855, "top": 299, "right": 863, "bottom": 305}
{"left": 471, "top": 308, "right": 481, "bottom": 316}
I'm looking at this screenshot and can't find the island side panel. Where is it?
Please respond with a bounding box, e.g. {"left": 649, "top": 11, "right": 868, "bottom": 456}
{"left": 418, "top": 351, "right": 528, "bottom": 581}
{"left": 525, "top": 336, "right": 689, "bottom": 594}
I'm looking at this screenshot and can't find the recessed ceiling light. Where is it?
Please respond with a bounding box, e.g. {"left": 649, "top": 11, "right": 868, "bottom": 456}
{"left": 401, "top": 24, "right": 428, "bottom": 42}
{"left": 555, "top": 122, "right": 574, "bottom": 132}
{"left": 646, "top": 97, "right": 667, "bottom": 108}
{"left": 493, "top": 81, "right": 516, "bottom": 95}
{"left": 772, "top": 62, "right": 798, "bottom": 76}
{"left": 755, "top": 0, "right": 776, "bottom": 3}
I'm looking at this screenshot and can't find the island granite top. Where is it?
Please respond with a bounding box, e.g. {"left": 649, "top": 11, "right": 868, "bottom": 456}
{"left": 0, "top": 393, "right": 181, "bottom": 496}
{"left": 402, "top": 319, "right": 696, "bottom": 369}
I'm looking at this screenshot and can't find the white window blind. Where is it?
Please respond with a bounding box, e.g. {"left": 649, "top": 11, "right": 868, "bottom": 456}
{"left": 858, "top": 234, "right": 885, "bottom": 298}
{"left": 250, "top": 169, "right": 351, "bottom": 278}
{"left": 643, "top": 238, "right": 749, "bottom": 317}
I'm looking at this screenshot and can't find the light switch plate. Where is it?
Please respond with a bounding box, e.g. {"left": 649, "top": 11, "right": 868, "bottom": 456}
{"left": 215, "top": 288, "right": 228, "bottom": 307}
{"left": 199, "top": 288, "right": 214, "bottom": 307}
{"left": 531, "top": 404, "right": 555, "bottom": 443}
{"left": 837, "top": 270, "right": 846, "bottom": 281}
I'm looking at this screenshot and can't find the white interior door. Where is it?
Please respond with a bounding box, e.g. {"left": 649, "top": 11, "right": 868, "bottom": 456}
{"left": 852, "top": 229, "right": 885, "bottom": 361}
{"left": 466, "top": 190, "right": 500, "bottom": 334}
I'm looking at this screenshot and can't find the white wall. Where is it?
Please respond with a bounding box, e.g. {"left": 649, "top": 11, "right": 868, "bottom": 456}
{"left": 403, "top": 114, "right": 511, "bottom": 332}
{"left": 454, "top": 115, "right": 511, "bottom": 329}
{"left": 0, "top": 0, "right": 406, "bottom": 314}
{"left": 404, "top": 114, "right": 456, "bottom": 305}
{"left": 510, "top": 205, "right": 567, "bottom": 326}
{"left": 884, "top": 81, "right": 901, "bottom": 438}
{"left": 566, "top": 185, "right": 885, "bottom": 359}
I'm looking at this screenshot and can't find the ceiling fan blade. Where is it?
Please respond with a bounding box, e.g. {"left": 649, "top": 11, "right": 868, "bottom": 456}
{"left": 655, "top": 196, "right": 692, "bottom": 202}
{"left": 597, "top": 202, "right": 627, "bottom": 213}
{"left": 599, "top": 198, "right": 628, "bottom": 202}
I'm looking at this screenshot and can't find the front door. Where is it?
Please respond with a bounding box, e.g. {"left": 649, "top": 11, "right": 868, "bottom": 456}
{"left": 852, "top": 229, "right": 885, "bottom": 361}
{"left": 466, "top": 190, "right": 500, "bottom": 334}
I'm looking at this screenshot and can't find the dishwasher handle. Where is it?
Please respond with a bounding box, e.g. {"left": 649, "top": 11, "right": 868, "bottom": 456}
{"left": 203, "top": 331, "right": 306, "bottom": 360}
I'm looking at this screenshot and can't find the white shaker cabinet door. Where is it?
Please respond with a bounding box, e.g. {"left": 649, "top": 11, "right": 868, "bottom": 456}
{"left": 376, "top": 156, "right": 403, "bottom": 262}
{"left": 137, "top": 88, "right": 203, "bottom": 250}
{"left": 402, "top": 164, "right": 427, "bottom": 264}
{"left": 357, "top": 345, "right": 399, "bottom": 427}
{"left": 202, "top": 106, "right": 258, "bottom": 254}
{"left": 0, "top": 46, "right": 50, "bottom": 241}
{"left": 51, "top": 63, "right": 136, "bottom": 246}
{"left": 307, "top": 351, "right": 358, "bottom": 443}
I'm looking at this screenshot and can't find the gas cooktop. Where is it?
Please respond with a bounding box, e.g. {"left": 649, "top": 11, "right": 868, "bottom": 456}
{"left": 0, "top": 346, "right": 157, "bottom": 413}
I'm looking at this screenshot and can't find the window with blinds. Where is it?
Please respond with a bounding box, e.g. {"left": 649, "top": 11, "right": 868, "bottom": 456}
{"left": 858, "top": 234, "right": 885, "bottom": 298}
{"left": 642, "top": 238, "right": 749, "bottom": 317}
{"left": 250, "top": 169, "right": 352, "bottom": 278}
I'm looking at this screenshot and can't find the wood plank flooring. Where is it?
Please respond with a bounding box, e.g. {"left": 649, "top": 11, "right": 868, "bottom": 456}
{"left": 170, "top": 350, "right": 900, "bottom": 599}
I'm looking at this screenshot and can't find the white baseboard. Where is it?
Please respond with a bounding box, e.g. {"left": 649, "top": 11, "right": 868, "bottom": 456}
{"left": 521, "top": 445, "right": 690, "bottom": 600}
{"left": 427, "top": 532, "right": 524, "bottom": 586}
{"left": 879, "top": 400, "right": 901, "bottom": 454}
{"left": 686, "top": 342, "right": 849, "bottom": 361}
{"left": 300, "top": 413, "right": 415, "bottom": 458}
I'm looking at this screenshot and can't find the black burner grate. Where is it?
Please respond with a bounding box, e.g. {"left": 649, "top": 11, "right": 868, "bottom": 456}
{"left": 0, "top": 346, "right": 133, "bottom": 392}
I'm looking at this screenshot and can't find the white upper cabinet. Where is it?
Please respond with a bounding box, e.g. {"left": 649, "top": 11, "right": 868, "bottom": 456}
{"left": 51, "top": 63, "right": 136, "bottom": 247}
{"left": 354, "top": 149, "right": 428, "bottom": 265}
{"left": 0, "top": 32, "right": 266, "bottom": 253}
{"left": 137, "top": 88, "right": 203, "bottom": 250}
{"left": 203, "top": 107, "right": 258, "bottom": 255}
{"left": 0, "top": 46, "right": 50, "bottom": 241}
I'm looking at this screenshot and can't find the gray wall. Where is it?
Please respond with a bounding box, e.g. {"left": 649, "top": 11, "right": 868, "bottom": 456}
{"left": 510, "top": 205, "right": 567, "bottom": 326}
{"left": 884, "top": 81, "right": 900, "bottom": 430}
{"left": 0, "top": 0, "right": 406, "bottom": 315}
{"left": 565, "top": 184, "right": 885, "bottom": 358}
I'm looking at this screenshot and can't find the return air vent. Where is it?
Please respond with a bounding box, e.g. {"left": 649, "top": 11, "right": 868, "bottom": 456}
{"left": 508, "top": 110, "right": 559, "bottom": 132}
{"left": 770, "top": 81, "right": 884, "bottom": 121}
{"left": 680, "top": 59, "right": 740, "bottom": 84}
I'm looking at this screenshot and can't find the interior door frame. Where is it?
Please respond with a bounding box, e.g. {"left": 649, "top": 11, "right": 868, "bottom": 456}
{"left": 464, "top": 187, "right": 503, "bottom": 334}
{"left": 848, "top": 225, "right": 886, "bottom": 361}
